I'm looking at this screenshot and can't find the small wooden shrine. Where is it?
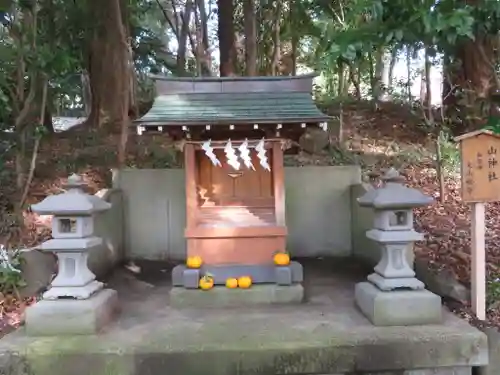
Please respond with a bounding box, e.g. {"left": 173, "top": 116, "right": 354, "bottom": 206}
{"left": 134, "top": 74, "right": 330, "bottom": 297}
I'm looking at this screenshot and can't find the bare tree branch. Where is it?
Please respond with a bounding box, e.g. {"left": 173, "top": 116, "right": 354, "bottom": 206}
{"left": 19, "top": 79, "right": 47, "bottom": 209}
{"left": 154, "top": 0, "right": 179, "bottom": 37}
{"left": 168, "top": 0, "right": 181, "bottom": 36}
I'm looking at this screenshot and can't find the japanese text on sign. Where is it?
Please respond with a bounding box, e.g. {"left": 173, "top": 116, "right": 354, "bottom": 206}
{"left": 488, "top": 146, "right": 498, "bottom": 182}
{"left": 465, "top": 161, "right": 474, "bottom": 196}
{"left": 460, "top": 134, "right": 500, "bottom": 202}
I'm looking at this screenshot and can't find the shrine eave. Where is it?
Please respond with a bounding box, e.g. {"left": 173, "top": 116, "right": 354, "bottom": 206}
{"left": 132, "top": 91, "right": 331, "bottom": 128}
{"left": 134, "top": 117, "right": 331, "bottom": 127}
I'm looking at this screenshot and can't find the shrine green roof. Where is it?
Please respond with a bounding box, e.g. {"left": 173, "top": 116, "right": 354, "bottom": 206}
{"left": 133, "top": 74, "right": 331, "bottom": 127}
{"left": 135, "top": 92, "right": 330, "bottom": 126}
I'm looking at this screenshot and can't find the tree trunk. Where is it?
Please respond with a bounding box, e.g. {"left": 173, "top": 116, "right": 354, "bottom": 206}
{"left": 217, "top": 0, "right": 236, "bottom": 76}
{"left": 86, "top": 0, "right": 130, "bottom": 130}
{"left": 373, "top": 47, "right": 386, "bottom": 102}
{"left": 422, "top": 47, "right": 433, "bottom": 123}
{"left": 441, "top": 52, "right": 463, "bottom": 130}
{"left": 419, "top": 61, "right": 426, "bottom": 103}
{"left": 193, "top": 5, "right": 203, "bottom": 76}
{"left": 387, "top": 48, "right": 397, "bottom": 92}
{"left": 372, "top": 47, "right": 384, "bottom": 105}
{"left": 406, "top": 46, "right": 412, "bottom": 102}
{"left": 444, "top": 32, "right": 497, "bottom": 133}
{"left": 442, "top": 53, "right": 455, "bottom": 108}
{"left": 367, "top": 52, "right": 374, "bottom": 97}
{"left": 196, "top": 0, "right": 211, "bottom": 75}
{"left": 270, "top": 0, "right": 281, "bottom": 76}
{"left": 459, "top": 36, "right": 496, "bottom": 105}
{"left": 461, "top": 0, "right": 498, "bottom": 98}
{"left": 258, "top": 4, "right": 275, "bottom": 75}
{"left": 381, "top": 50, "right": 392, "bottom": 97}
{"left": 177, "top": 0, "right": 194, "bottom": 76}
{"left": 291, "top": 34, "right": 298, "bottom": 76}
{"left": 342, "top": 68, "right": 350, "bottom": 96}
{"left": 43, "top": 104, "right": 54, "bottom": 134}
{"left": 348, "top": 64, "right": 361, "bottom": 99}
{"left": 113, "top": 0, "right": 131, "bottom": 166}
{"left": 243, "top": 0, "right": 257, "bottom": 76}
{"left": 81, "top": 71, "right": 91, "bottom": 117}
{"left": 337, "top": 60, "right": 345, "bottom": 97}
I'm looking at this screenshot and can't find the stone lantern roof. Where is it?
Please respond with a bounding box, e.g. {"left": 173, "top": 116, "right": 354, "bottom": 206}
{"left": 31, "top": 174, "right": 111, "bottom": 215}
{"left": 358, "top": 168, "right": 433, "bottom": 209}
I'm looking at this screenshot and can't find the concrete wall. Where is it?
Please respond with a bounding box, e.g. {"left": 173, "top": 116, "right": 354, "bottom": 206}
{"left": 350, "top": 183, "right": 378, "bottom": 265}
{"left": 285, "top": 166, "right": 360, "bottom": 257}
{"left": 89, "top": 188, "right": 125, "bottom": 277}
{"left": 113, "top": 166, "right": 361, "bottom": 261}
{"left": 112, "top": 169, "right": 186, "bottom": 261}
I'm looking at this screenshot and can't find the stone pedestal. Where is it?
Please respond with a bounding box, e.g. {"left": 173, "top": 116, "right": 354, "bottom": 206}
{"left": 355, "top": 282, "right": 442, "bottom": 326}
{"left": 40, "top": 237, "right": 105, "bottom": 300}
{"left": 25, "top": 289, "right": 119, "bottom": 336}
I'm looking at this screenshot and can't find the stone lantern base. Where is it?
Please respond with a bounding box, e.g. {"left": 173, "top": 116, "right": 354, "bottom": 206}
{"left": 355, "top": 282, "right": 442, "bottom": 326}
{"left": 25, "top": 289, "right": 119, "bottom": 336}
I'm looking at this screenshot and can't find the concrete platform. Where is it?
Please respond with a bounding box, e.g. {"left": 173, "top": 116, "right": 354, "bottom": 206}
{"left": 170, "top": 284, "right": 304, "bottom": 308}
{"left": 25, "top": 289, "right": 120, "bottom": 336}
{"left": 0, "top": 259, "right": 488, "bottom": 375}
{"left": 355, "top": 281, "right": 442, "bottom": 326}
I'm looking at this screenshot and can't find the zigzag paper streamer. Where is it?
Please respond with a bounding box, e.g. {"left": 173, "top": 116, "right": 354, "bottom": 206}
{"left": 238, "top": 139, "right": 255, "bottom": 170}
{"left": 224, "top": 139, "right": 240, "bottom": 170}
{"left": 255, "top": 138, "right": 270, "bottom": 171}
{"left": 201, "top": 139, "right": 221, "bottom": 167}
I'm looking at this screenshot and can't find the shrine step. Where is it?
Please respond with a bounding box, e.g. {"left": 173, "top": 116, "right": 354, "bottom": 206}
{"left": 169, "top": 284, "right": 304, "bottom": 308}
{"left": 197, "top": 206, "right": 276, "bottom": 227}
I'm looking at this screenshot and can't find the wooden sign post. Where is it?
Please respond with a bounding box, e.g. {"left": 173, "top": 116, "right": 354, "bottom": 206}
{"left": 455, "top": 129, "right": 500, "bottom": 320}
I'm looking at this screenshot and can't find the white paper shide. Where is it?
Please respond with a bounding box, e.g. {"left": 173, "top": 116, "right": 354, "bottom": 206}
{"left": 202, "top": 138, "right": 271, "bottom": 172}
{"left": 201, "top": 139, "right": 221, "bottom": 167}
{"left": 238, "top": 139, "right": 255, "bottom": 170}
{"left": 224, "top": 139, "right": 241, "bottom": 170}
{"left": 255, "top": 138, "right": 271, "bottom": 171}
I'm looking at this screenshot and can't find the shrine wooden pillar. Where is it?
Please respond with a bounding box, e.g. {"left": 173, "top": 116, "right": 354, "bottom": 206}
{"left": 272, "top": 141, "right": 286, "bottom": 226}
{"left": 184, "top": 143, "right": 198, "bottom": 231}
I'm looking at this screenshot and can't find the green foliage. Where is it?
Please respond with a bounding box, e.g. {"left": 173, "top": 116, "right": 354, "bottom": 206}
{"left": 129, "top": 144, "right": 182, "bottom": 169}
{"left": 0, "top": 247, "right": 26, "bottom": 296}
{"left": 300, "top": 0, "right": 500, "bottom": 107}
{"left": 437, "top": 129, "right": 460, "bottom": 175}
{"left": 326, "top": 144, "right": 361, "bottom": 165}
{"left": 487, "top": 277, "right": 500, "bottom": 307}
{"left": 483, "top": 115, "right": 500, "bottom": 135}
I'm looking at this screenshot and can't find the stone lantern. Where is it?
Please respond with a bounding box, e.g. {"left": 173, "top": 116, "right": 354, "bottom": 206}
{"left": 354, "top": 168, "right": 442, "bottom": 326}
{"left": 25, "top": 174, "right": 119, "bottom": 336}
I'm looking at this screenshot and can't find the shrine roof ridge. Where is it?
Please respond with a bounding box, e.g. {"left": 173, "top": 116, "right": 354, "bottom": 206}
{"left": 454, "top": 128, "right": 500, "bottom": 142}
{"left": 151, "top": 73, "right": 318, "bottom": 97}
{"left": 148, "top": 73, "right": 318, "bottom": 83}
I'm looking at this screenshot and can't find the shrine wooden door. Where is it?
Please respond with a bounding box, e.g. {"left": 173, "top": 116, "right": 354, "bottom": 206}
{"left": 196, "top": 149, "right": 273, "bottom": 207}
